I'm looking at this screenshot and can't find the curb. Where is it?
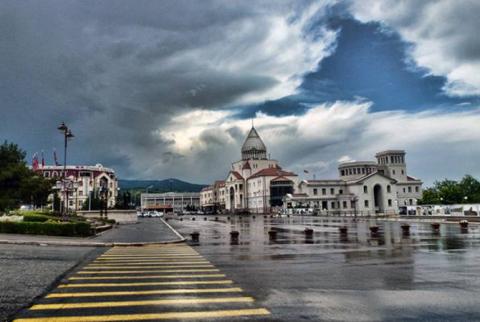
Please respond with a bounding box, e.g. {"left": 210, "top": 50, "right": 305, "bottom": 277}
{"left": 0, "top": 220, "right": 186, "bottom": 247}
{"left": 0, "top": 239, "right": 186, "bottom": 247}
{"left": 160, "top": 217, "right": 186, "bottom": 241}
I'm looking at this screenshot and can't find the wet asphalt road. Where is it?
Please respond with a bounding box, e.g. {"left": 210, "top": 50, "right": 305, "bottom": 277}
{"left": 167, "top": 215, "right": 480, "bottom": 321}
{"left": 0, "top": 244, "right": 102, "bottom": 322}
{"left": 7, "top": 216, "right": 480, "bottom": 321}
{"left": 1, "top": 219, "right": 178, "bottom": 321}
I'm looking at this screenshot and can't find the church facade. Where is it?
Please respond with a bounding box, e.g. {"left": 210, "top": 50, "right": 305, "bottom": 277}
{"left": 200, "top": 126, "right": 299, "bottom": 214}
{"left": 200, "top": 127, "right": 423, "bottom": 215}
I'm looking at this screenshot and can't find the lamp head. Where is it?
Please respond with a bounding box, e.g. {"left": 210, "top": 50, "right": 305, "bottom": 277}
{"left": 66, "top": 129, "right": 75, "bottom": 139}
{"left": 58, "top": 122, "right": 68, "bottom": 131}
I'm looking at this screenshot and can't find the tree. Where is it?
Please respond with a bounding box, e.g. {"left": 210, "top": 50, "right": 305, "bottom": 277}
{"left": 459, "top": 175, "right": 480, "bottom": 203}
{"left": 82, "top": 191, "right": 104, "bottom": 210}
{"left": 418, "top": 175, "right": 480, "bottom": 205}
{"left": 418, "top": 187, "right": 439, "bottom": 205}
{"left": 0, "top": 141, "right": 53, "bottom": 211}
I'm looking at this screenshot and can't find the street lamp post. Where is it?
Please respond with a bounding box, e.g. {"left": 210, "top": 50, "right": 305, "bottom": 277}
{"left": 58, "top": 122, "right": 74, "bottom": 218}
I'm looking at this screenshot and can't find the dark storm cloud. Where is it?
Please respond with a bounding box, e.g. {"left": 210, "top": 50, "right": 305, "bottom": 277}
{"left": 0, "top": 0, "right": 336, "bottom": 181}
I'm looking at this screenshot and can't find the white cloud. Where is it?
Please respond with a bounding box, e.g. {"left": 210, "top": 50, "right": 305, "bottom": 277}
{"left": 348, "top": 0, "right": 480, "bottom": 97}
{"left": 153, "top": 101, "right": 480, "bottom": 185}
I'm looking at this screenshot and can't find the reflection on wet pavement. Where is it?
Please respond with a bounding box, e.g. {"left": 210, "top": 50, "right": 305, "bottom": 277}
{"left": 168, "top": 215, "right": 480, "bottom": 253}
{"left": 167, "top": 215, "right": 480, "bottom": 321}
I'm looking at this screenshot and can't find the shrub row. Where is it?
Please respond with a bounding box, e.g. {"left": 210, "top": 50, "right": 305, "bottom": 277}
{"left": 0, "top": 221, "right": 93, "bottom": 237}
{"left": 22, "top": 214, "right": 51, "bottom": 222}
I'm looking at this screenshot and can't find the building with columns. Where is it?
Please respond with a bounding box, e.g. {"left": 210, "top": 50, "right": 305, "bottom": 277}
{"left": 201, "top": 126, "right": 299, "bottom": 214}
{"left": 141, "top": 192, "right": 200, "bottom": 213}
{"left": 285, "top": 150, "right": 423, "bottom": 215}
{"left": 201, "top": 126, "right": 423, "bottom": 216}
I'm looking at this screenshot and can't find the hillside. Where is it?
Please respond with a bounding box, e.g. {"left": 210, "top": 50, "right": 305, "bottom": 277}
{"left": 118, "top": 178, "right": 207, "bottom": 193}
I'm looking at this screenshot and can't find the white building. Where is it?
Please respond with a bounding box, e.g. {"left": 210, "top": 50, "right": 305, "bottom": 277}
{"left": 141, "top": 192, "right": 200, "bottom": 213}
{"left": 286, "top": 150, "right": 423, "bottom": 216}
{"left": 202, "top": 126, "right": 299, "bottom": 214}
{"left": 35, "top": 164, "right": 118, "bottom": 210}
{"left": 201, "top": 126, "right": 423, "bottom": 216}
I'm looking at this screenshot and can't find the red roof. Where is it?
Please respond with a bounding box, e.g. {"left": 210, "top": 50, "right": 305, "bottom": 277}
{"left": 230, "top": 171, "right": 243, "bottom": 180}
{"left": 248, "top": 168, "right": 297, "bottom": 179}
{"left": 271, "top": 176, "right": 293, "bottom": 182}
{"left": 242, "top": 161, "right": 251, "bottom": 170}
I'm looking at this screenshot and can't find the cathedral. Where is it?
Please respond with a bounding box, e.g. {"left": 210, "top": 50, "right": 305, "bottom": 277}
{"left": 200, "top": 126, "right": 299, "bottom": 213}
{"left": 200, "top": 126, "right": 423, "bottom": 215}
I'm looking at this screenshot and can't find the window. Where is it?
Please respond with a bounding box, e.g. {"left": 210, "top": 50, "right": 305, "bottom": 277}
{"left": 401, "top": 170, "right": 405, "bottom": 175}
{"left": 415, "top": 186, "right": 419, "bottom": 193}
{"left": 392, "top": 170, "right": 396, "bottom": 175}
{"left": 339, "top": 189, "right": 343, "bottom": 194}
{"left": 364, "top": 200, "right": 369, "bottom": 207}
{"left": 363, "top": 186, "right": 368, "bottom": 193}
{"left": 343, "top": 201, "right": 347, "bottom": 208}
{"left": 330, "top": 188, "right": 335, "bottom": 195}
{"left": 322, "top": 188, "right": 326, "bottom": 195}
{"left": 362, "top": 168, "right": 365, "bottom": 174}
{"left": 403, "top": 188, "right": 406, "bottom": 193}
{"left": 388, "top": 199, "right": 392, "bottom": 207}
{"left": 409, "top": 199, "right": 413, "bottom": 205}
{"left": 391, "top": 156, "right": 394, "bottom": 163}
{"left": 351, "top": 200, "right": 356, "bottom": 208}
{"left": 353, "top": 168, "right": 356, "bottom": 175}
{"left": 313, "top": 188, "right": 318, "bottom": 195}
{"left": 341, "top": 170, "right": 345, "bottom": 176}
{"left": 331, "top": 201, "right": 335, "bottom": 209}
{"left": 79, "top": 191, "right": 83, "bottom": 196}
{"left": 387, "top": 185, "right": 391, "bottom": 193}
{"left": 408, "top": 186, "right": 412, "bottom": 193}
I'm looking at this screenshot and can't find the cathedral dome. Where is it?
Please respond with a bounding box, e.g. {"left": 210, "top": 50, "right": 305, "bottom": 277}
{"left": 241, "top": 127, "right": 267, "bottom": 160}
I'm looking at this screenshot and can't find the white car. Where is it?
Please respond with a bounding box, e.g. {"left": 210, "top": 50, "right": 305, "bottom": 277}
{"left": 151, "top": 211, "right": 164, "bottom": 218}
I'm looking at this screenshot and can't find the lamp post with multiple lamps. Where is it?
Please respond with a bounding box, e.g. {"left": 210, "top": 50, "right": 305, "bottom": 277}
{"left": 57, "top": 122, "right": 74, "bottom": 218}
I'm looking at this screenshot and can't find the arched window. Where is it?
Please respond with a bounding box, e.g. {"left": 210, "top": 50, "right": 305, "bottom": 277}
{"left": 387, "top": 185, "right": 391, "bottom": 193}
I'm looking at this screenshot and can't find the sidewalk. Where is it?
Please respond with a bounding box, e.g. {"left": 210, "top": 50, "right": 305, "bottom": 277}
{"left": 0, "top": 218, "right": 184, "bottom": 247}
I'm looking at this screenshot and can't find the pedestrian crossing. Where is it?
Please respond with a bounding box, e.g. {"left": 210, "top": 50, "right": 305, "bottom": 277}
{"left": 14, "top": 244, "right": 270, "bottom": 321}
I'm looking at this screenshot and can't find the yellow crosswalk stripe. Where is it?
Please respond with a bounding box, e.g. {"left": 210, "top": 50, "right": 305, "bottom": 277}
{"left": 93, "top": 258, "right": 208, "bottom": 265}
{"left": 14, "top": 308, "right": 270, "bottom": 321}
{"left": 98, "top": 255, "right": 203, "bottom": 259}
{"left": 77, "top": 269, "right": 220, "bottom": 274}
{"left": 69, "top": 274, "right": 226, "bottom": 280}
{"left": 58, "top": 280, "right": 234, "bottom": 288}
{"left": 83, "top": 265, "right": 214, "bottom": 269}
{"left": 15, "top": 245, "right": 271, "bottom": 321}
{"left": 89, "top": 261, "right": 210, "bottom": 265}
{"left": 31, "top": 296, "right": 254, "bottom": 310}
{"left": 46, "top": 287, "right": 244, "bottom": 298}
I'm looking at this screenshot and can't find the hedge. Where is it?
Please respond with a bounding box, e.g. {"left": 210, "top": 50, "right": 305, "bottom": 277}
{"left": 22, "top": 214, "right": 51, "bottom": 223}
{"left": 0, "top": 221, "right": 93, "bottom": 237}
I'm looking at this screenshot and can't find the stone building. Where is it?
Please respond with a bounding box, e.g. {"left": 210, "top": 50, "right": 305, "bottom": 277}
{"left": 201, "top": 126, "right": 423, "bottom": 216}
{"left": 201, "top": 126, "right": 298, "bottom": 213}
{"left": 34, "top": 164, "right": 118, "bottom": 211}
{"left": 285, "top": 150, "right": 423, "bottom": 215}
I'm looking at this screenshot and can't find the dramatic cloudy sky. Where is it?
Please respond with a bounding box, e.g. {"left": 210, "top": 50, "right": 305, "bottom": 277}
{"left": 1, "top": 0, "right": 479, "bottom": 185}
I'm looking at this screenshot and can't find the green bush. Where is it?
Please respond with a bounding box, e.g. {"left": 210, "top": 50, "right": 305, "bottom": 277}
{"left": 0, "top": 221, "right": 93, "bottom": 237}
{"left": 22, "top": 214, "right": 50, "bottom": 222}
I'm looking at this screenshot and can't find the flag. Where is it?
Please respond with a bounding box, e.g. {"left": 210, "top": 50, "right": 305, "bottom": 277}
{"left": 53, "top": 148, "right": 60, "bottom": 166}
{"left": 32, "top": 153, "right": 39, "bottom": 170}
{"left": 303, "top": 169, "right": 309, "bottom": 174}
{"left": 41, "top": 150, "right": 45, "bottom": 167}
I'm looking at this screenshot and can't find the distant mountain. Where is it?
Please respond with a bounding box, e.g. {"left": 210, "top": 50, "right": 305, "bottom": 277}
{"left": 119, "top": 178, "right": 207, "bottom": 193}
